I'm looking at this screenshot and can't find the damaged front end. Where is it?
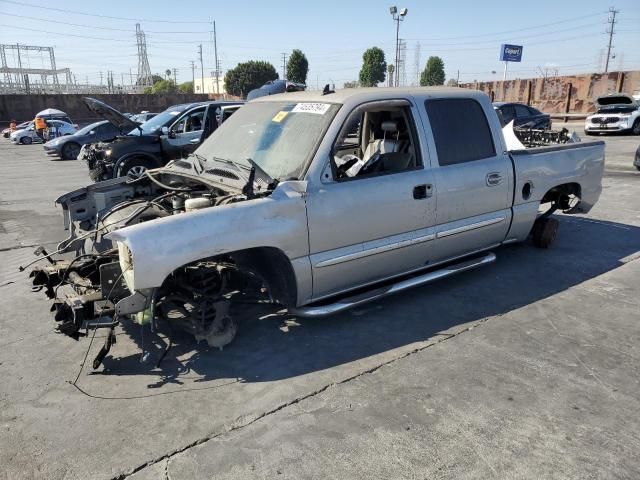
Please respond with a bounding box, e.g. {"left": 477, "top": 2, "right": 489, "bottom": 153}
{"left": 28, "top": 159, "right": 273, "bottom": 368}
{"left": 81, "top": 141, "right": 116, "bottom": 182}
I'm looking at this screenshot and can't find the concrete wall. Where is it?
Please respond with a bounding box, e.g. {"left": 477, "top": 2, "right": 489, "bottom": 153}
{"left": 461, "top": 70, "right": 640, "bottom": 114}
{"left": 0, "top": 93, "right": 218, "bottom": 127}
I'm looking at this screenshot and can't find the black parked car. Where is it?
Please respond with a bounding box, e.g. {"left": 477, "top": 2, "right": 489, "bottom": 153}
{"left": 493, "top": 102, "right": 551, "bottom": 129}
{"left": 80, "top": 98, "right": 243, "bottom": 181}
{"left": 246, "top": 80, "right": 306, "bottom": 100}
{"left": 43, "top": 120, "right": 121, "bottom": 160}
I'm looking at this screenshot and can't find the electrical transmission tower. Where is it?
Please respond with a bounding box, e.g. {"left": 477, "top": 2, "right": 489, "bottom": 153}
{"left": 397, "top": 39, "right": 407, "bottom": 87}
{"left": 414, "top": 42, "right": 421, "bottom": 86}
{"left": 136, "top": 23, "right": 152, "bottom": 89}
{"left": 281, "top": 52, "right": 288, "bottom": 79}
{"left": 604, "top": 7, "right": 618, "bottom": 73}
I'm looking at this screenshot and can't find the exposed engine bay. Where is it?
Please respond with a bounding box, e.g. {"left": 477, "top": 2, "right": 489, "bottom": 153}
{"left": 83, "top": 141, "right": 116, "bottom": 182}
{"left": 28, "top": 158, "right": 275, "bottom": 368}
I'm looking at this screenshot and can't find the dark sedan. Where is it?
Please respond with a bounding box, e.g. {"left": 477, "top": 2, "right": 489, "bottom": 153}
{"left": 43, "top": 120, "right": 121, "bottom": 160}
{"left": 494, "top": 102, "right": 551, "bottom": 129}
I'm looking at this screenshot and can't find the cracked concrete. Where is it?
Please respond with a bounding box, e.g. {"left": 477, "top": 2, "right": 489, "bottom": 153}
{"left": 1, "top": 129, "right": 639, "bottom": 479}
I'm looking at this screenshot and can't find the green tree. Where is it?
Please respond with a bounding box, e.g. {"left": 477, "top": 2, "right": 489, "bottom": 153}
{"left": 387, "top": 64, "right": 395, "bottom": 86}
{"left": 446, "top": 78, "right": 458, "bottom": 87}
{"left": 178, "top": 81, "right": 194, "bottom": 93}
{"left": 224, "top": 61, "right": 278, "bottom": 98}
{"left": 286, "top": 49, "right": 309, "bottom": 84}
{"left": 145, "top": 79, "right": 177, "bottom": 94}
{"left": 420, "top": 56, "right": 445, "bottom": 86}
{"left": 359, "top": 47, "right": 386, "bottom": 87}
{"left": 165, "top": 69, "right": 172, "bottom": 80}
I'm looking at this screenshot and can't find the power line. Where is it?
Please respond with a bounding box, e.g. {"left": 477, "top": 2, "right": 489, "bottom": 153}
{"left": 0, "top": 12, "right": 212, "bottom": 33}
{"left": 0, "top": 0, "right": 211, "bottom": 23}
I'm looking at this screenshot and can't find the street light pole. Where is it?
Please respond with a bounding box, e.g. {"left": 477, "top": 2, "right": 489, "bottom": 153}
{"left": 389, "top": 7, "right": 408, "bottom": 88}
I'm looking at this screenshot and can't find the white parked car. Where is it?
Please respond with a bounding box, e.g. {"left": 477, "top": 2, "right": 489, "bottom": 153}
{"left": 584, "top": 93, "right": 640, "bottom": 135}
{"left": 10, "top": 120, "right": 77, "bottom": 144}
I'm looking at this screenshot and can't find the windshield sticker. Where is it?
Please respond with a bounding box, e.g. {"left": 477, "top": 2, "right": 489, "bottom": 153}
{"left": 272, "top": 111, "right": 289, "bottom": 123}
{"left": 292, "top": 103, "right": 331, "bottom": 115}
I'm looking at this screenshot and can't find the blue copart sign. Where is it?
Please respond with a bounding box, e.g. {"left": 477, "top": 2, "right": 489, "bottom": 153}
{"left": 500, "top": 44, "right": 523, "bottom": 62}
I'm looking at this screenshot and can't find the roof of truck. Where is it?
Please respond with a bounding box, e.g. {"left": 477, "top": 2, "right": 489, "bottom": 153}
{"left": 250, "top": 86, "right": 487, "bottom": 105}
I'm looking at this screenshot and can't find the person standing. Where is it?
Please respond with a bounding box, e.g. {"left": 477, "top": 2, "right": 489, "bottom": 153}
{"left": 9, "top": 119, "right": 17, "bottom": 132}
{"left": 34, "top": 116, "right": 46, "bottom": 140}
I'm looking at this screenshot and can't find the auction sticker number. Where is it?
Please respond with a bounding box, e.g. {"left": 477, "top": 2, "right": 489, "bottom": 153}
{"left": 292, "top": 103, "right": 331, "bottom": 115}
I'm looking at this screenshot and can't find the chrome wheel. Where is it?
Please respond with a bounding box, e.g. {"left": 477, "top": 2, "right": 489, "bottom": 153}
{"left": 126, "top": 165, "right": 148, "bottom": 179}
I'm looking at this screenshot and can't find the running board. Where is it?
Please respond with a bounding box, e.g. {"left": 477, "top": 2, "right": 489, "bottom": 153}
{"left": 289, "top": 252, "right": 496, "bottom": 318}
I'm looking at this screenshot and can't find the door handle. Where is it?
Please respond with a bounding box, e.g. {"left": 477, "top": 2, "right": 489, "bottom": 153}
{"left": 413, "top": 184, "right": 433, "bottom": 199}
{"left": 486, "top": 172, "right": 502, "bottom": 186}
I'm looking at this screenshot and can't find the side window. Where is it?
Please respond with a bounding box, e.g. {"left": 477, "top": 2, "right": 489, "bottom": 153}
{"left": 500, "top": 105, "right": 515, "bottom": 123}
{"left": 172, "top": 107, "right": 205, "bottom": 133}
{"left": 514, "top": 104, "right": 531, "bottom": 118}
{"left": 425, "top": 99, "right": 496, "bottom": 167}
{"left": 332, "top": 104, "right": 421, "bottom": 180}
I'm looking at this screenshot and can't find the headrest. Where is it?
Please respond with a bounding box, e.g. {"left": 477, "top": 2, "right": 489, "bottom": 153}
{"left": 381, "top": 120, "right": 398, "bottom": 133}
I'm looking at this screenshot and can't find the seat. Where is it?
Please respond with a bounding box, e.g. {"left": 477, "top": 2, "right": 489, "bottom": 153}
{"left": 362, "top": 120, "right": 400, "bottom": 161}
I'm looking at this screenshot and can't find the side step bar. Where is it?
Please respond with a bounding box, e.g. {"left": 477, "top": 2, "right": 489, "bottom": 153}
{"left": 290, "top": 252, "right": 496, "bottom": 318}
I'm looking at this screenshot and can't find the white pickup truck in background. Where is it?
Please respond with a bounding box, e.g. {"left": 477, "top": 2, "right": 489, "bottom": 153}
{"left": 29, "top": 87, "right": 605, "bottom": 368}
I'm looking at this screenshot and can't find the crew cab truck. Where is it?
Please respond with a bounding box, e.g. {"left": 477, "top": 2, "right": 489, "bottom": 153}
{"left": 29, "top": 87, "right": 604, "bottom": 368}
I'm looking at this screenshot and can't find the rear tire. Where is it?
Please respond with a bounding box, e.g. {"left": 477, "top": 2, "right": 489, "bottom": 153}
{"left": 117, "top": 157, "right": 154, "bottom": 179}
{"left": 20, "top": 136, "right": 32, "bottom": 145}
{"left": 532, "top": 217, "right": 559, "bottom": 249}
{"left": 61, "top": 142, "right": 81, "bottom": 160}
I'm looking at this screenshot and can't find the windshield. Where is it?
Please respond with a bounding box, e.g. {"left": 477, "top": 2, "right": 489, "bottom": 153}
{"left": 129, "top": 108, "right": 184, "bottom": 135}
{"left": 198, "top": 101, "right": 339, "bottom": 180}
{"left": 76, "top": 121, "right": 105, "bottom": 136}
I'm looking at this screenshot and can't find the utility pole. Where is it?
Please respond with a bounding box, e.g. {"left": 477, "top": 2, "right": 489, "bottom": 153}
{"left": 213, "top": 20, "right": 219, "bottom": 94}
{"left": 604, "top": 7, "right": 618, "bottom": 73}
{"left": 173, "top": 68, "right": 178, "bottom": 84}
{"left": 389, "top": 7, "right": 408, "bottom": 87}
{"left": 190, "top": 60, "right": 195, "bottom": 89}
{"left": 281, "top": 52, "right": 287, "bottom": 79}
{"left": 198, "top": 44, "right": 204, "bottom": 94}
{"left": 99, "top": 71, "right": 103, "bottom": 85}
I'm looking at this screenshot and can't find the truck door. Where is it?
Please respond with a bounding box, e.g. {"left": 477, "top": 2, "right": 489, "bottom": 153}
{"left": 422, "top": 97, "right": 511, "bottom": 263}
{"left": 306, "top": 99, "right": 437, "bottom": 300}
{"left": 161, "top": 106, "right": 206, "bottom": 159}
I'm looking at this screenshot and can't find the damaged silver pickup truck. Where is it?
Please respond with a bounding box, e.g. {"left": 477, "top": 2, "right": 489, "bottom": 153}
{"left": 28, "top": 87, "right": 604, "bottom": 368}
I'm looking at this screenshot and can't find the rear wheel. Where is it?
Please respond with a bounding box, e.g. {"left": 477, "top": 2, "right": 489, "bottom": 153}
{"left": 532, "top": 217, "right": 559, "bottom": 248}
{"left": 20, "top": 136, "right": 32, "bottom": 145}
{"left": 117, "top": 157, "right": 154, "bottom": 179}
{"left": 61, "top": 142, "right": 81, "bottom": 160}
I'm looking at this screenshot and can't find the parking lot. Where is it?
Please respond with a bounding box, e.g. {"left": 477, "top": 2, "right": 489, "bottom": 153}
{"left": 0, "top": 127, "right": 639, "bottom": 479}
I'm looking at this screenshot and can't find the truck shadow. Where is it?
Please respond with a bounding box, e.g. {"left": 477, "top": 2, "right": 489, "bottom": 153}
{"left": 100, "top": 215, "right": 640, "bottom": 389}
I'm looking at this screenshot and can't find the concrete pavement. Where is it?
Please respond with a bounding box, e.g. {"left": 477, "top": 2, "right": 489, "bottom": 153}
{"left": 0, "top": 131, "right": 638, "bottom": 479}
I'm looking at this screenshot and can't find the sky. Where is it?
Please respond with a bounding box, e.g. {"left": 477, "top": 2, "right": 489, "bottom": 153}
{"left": 0, "top": 0, "right": 638, "bottom": 89}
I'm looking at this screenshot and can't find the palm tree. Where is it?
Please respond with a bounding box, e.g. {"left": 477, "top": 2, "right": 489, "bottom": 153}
{"left": 165, "top": 69, "right": 172, "bottom": 80}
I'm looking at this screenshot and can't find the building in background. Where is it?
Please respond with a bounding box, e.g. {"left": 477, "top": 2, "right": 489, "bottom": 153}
{"left": 194, "top": 77, "right": 226, "bottom": 95}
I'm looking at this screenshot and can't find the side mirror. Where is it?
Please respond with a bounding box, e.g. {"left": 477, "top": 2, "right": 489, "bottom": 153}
{"left": 161, "top": 126, "right": 169, "bottom": 135}
{"left": 189, "top": 138, "right": 200, "bottom": 145}
{"left": 89, "top": 130, "right": 96, "bottom": 136}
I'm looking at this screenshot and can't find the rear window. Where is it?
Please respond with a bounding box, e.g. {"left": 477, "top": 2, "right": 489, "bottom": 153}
{"left": 425, "top": 99, "right": 496, "bottom": 166}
